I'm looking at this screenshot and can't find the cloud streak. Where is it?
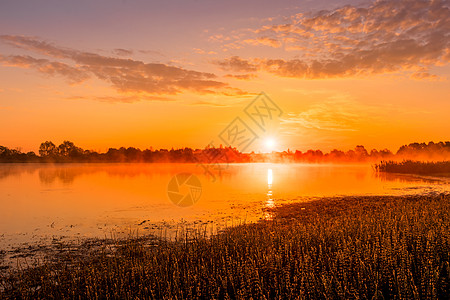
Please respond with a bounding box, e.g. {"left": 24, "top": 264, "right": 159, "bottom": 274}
{"left": 0, "top": 35, "right": 247, "bottom": 97}
{"left": 213, "top": 0, "right": 450, "bottom": 79}
{"left": 282, "top": 100, "right": 361, "bottom": 133}
{"left": 213, "top": 56, "right": 258, "bottom": 72}
{"left": 0, "top": 54, "right": 90, "bottom": 83}
{"left": 66, "top": 95, "right": 172, "bottom": 104}
{"left": 224, "top": 73, "right": 257, "bottom": 80}
{"left": 112, "top": 48, "right": 133, "bottom": 56}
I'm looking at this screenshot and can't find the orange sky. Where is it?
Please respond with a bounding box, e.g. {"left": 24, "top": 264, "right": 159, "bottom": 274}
{"left": 0, "top": 0, "right": 449, "bottom": 153}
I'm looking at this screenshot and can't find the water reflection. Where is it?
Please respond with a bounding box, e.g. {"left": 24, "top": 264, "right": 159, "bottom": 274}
{"left": 374, "top": 171, "right": 448, "bottom": 184}
{"left": 265, "top": 168, "right": 275, "bottom": 220}
{"left": 0, "top": 163, "right": 448, "bottom": 250}
{"left": 1, "top": 163, "right": 447, "bottom": 187}
{"left": 0, "top": 163, "right": 236, "bottom": 185}
{"left": 268, "top": 168, "right": 273, "bottom": 185}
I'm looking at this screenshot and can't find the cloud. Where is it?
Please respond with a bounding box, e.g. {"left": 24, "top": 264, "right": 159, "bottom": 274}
{"left": 190, "top": 100, "right": 228, "bottom": 107}
{"left": 213, "top": 56, "right": 258, "bottom": 72}
{"left": 280, "top": 96, "right": 385, "bottom": 136}
{"left": 0, "top": 54, "right": 90, "bottom": 83}
{"left": 139, "top": 49, "right": 165, "bottom": 57}
{"left": 0, "top": 35, "right": 247, "bottom": 97}
{"left": 66, "top": 95, "right": 172, "bottom": 104}
{"left": 193, "top": 48, "right": 217, "bottom": 55}
{"left": 213, "top": 0, "right": 450, "bottom": 79}
{"left": 224, "top": 73, "right": 257, "bottom": 80}
{"left": 282, "top": 103, "right": 359, "bottom": 133}
{"left": 112, "top": 48, "right": 133, "bottom": 56}
{"left": 243, "top": 37, "right": 281, "bottom": 48}
{"left": 410, "top": 67, "right": 440, "bottom": 80}
{"left": 208, "top": 34, "right": 231, "bottom": 43}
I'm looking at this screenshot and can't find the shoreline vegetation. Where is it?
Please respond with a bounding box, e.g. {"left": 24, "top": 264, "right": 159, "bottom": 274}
{"left": 375, "top": 160, "right": 450, "bottom": 176}
{"left": 1, "top": 193, "right": 449, "bottom": 299}
{"left": 1, "top": 141, "right": 450, "bottom": 164}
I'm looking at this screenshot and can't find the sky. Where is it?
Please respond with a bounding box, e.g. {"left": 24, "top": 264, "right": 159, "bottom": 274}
{"left": 0, "top": 0, "right": 449, "bottom": 153}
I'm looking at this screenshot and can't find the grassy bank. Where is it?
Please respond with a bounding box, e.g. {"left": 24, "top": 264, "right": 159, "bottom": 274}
{"left": 1, "top": 194, "right": 449, "bottom": 299}
{"left": 375, "top": 160, "right": 450, "bottom": 175}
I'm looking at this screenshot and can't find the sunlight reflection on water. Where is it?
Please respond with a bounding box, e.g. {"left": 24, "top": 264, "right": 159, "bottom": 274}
{"left": 0, "top": 163, "right": 448, "bottom": 250}
{"left": 265, "top": 168, "right": 275, "bottom": 220}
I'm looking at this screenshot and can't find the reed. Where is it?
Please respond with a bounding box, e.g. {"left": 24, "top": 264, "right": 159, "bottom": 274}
{"left": 1, "top": 194, "right": 449, "bottom": 299}
{"left": 375, "top": 160, "right": 450, "bottom": 175}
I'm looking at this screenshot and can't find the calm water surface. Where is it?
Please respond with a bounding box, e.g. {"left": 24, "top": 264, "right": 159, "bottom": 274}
{"left": 0, "top": 163, "right": 448, "bottom": 250}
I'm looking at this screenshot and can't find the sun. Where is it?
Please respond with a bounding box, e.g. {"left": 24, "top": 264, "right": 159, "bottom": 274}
{"left": 264, "top": 138, "right": 276, "bottom": 152}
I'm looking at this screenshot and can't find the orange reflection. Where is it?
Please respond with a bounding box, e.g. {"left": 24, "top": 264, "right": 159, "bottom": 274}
{"left": 0, "top": 163, "right": 447, "bottom": 249}
{"left": 265, "top": 168, "right": 275, "bottom": 220}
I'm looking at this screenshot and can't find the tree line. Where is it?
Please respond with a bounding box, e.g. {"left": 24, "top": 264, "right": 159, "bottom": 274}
{"left": 0, "top": 140, "right": 449, "bottom": 163}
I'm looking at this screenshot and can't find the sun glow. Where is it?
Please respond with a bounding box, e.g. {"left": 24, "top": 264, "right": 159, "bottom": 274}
{"left": 264, "top": 138, "right": 276, "bottom": 152}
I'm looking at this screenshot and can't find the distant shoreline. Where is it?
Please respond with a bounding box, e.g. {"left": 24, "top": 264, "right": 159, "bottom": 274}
{"left": 2, "top": 140, "right": 450, "bottom": 164}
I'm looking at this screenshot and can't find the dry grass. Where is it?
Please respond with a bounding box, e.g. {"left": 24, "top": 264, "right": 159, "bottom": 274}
{"left": 1, "top": 193, "right": 449, "bottom": 299}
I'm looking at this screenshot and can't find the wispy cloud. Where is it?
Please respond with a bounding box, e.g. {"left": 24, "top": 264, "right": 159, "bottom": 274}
{"left": 282, "top": 103, "right": 359, "bottom": 133}
{"left": 0, "top": 54, "right": 90, "bottom": 84}
{"left": 0, "top": 35, "right": 248, "bottom": 99}
{"left": 112, "top": 48, "right": 133, "bottom": 56}
{"left": 243, "top": 37, "right": 282, "bottom": 48}
{"left": 193, "top": 48, "right": 217, "bottom": 55}
{"left": 66, "top": 95, "right": 172, "bottom": 104}
{"left": 281, "top": 96, "right": 385, "bottom": 136}
{"left": 224, "top": 73, "right": 257, "bottom": 80}
{"left": 190, "top": 100, "right": 229, "bottom": 107}
{"left": 213, "top": 0, "right": 450, "bottom": 79}
{"left": 213, "top": 56, "right": 258, "bottom": 72}
{"left": 138, "top": 49, "right": 165, "bottom": 57}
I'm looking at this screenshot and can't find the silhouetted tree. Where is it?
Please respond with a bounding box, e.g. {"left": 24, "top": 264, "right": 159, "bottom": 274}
{"left": 354, "top": 145, "right": 369, "bottom": 161}
{"left": 329, "top": 149, "right": 345, "bottom": 161}
{"left": 58, "top": 141, "right": 77, "bottom": 157}
{"left": 124, "top": 147, "right": 142, "bottom": 161}
{"left": 39, "top": 141, "right": 57, "bottom": 157}
{"left": 1, "top": 140, "right": 449, "bottom": 164}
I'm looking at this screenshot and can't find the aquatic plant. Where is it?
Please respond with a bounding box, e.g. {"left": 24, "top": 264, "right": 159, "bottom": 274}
{"left": 1, "top": 194, "right": 449, "bottom": 299}
{"left": 375, "top": 160, "right": 450, "bottom": 175}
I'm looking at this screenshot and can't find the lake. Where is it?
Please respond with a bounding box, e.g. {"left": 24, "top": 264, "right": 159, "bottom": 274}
{"left": 0, "top": 163, "right": 448, "bottom": 251}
